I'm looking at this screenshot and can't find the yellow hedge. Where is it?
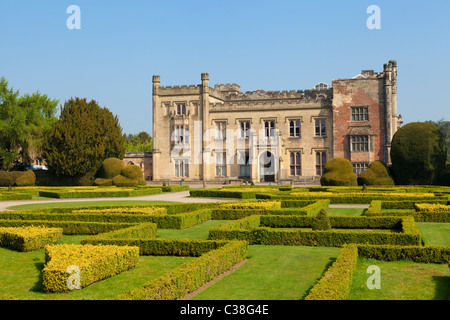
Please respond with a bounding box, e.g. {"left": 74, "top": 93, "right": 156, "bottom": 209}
{"left": 73, "top": 207, "right": 167, "bottom": 215}
{"left": 218, "top": 201, "right": 281, "bottom": 210}
{"left": 414, "top": 203, "right": 450, "bottom": 212}
{"left": 42, "top": 244, "right": 139, "bottom": 293}
{"left": 0, "top": 226, "right": 62, "bottom": 252}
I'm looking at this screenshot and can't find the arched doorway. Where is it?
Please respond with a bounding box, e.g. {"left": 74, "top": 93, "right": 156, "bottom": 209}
{"left": 259, "top": 151, "right": 275, "bottom": 182}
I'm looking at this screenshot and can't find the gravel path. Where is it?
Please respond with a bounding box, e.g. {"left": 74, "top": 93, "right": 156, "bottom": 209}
{"left": 0, "top": 190, "right": 236, "bottom": 211}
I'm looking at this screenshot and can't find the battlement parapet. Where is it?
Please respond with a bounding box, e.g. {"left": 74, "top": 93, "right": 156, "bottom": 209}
{"left": 157, "top": 84, "right": 202, "bottom": 96}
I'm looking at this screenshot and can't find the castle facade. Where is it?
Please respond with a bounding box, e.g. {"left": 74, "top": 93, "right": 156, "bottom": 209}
{"left": 151, "top": 60, "right": 402, "bottom": 183}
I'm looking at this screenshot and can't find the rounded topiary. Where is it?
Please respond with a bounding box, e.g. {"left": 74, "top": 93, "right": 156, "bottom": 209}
{"left": 112, "top": 175, "right": 138, "bottom": 187}
{"left": 0, "top": 171, "right": 14, "bottom": 187}
{"left": 312, "top": 209, "right": 331, "bottom": 231}
{"left": 320, "top": 157, "right": 357, "bottom": 186}
{"left": 121, "top": 165, "right": 145, "bottom": 185}
{"left": 97, "top": 158, "right": 125, "bottom": 179}
{"left": 357, "top": 161, "right": 394, "bottom": 186}
{"left": 391, "top": 122, "right": 447, "bottom": 185}
{"left": 15, "top": 170, "right": 36, "bottom": 186}
{"left": 121, "top": 165, "right": 143, "bottom": 180}
{"left": 93, "top": 178, "right": 113, "bottom": 186}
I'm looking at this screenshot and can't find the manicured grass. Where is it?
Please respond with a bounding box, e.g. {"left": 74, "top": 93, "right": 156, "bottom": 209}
{"left": 326, "top": 208, "right": 366, "bottom": 216}
{"left": 192, "top": 245, "right": 340, "bottom": 300}
{"left": 157, "top": 220, "right": 230, "bottom": 240}
{"left": 417, "top": 222, "right": 450, "bottom": 246}
{"left": 348, "top": 257, "right": 450, "bottom": 300}
{"left": 0, "top": 234, "right": 193, "bottom": 300}
{"left": 7, "top": 200, "right": 178, "bottom": 210}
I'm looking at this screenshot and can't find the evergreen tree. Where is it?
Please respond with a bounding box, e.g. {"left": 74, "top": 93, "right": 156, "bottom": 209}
{"left": 43, "top": 97, "right": 126, "bottom": 181}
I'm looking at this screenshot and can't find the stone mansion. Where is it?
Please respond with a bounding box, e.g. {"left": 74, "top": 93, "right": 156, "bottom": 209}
{"left": 151, "top": 60, "right": 402, "bottom": 183}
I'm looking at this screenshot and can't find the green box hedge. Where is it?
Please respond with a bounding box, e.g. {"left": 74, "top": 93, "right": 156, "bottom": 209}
{"left": 304, "top": 244, "right": 358, "bottom": 300}
{"left": 116, "top": 240, "right": 248, "bottom": 300}
{"left": 42, "top": 244, "right": 139, "bottom": 293}
{"left": 0, "top": 226, "right": 62, "bottom": 252}
{"left": 208, "top": 215, "right": 422, "bottom": 247}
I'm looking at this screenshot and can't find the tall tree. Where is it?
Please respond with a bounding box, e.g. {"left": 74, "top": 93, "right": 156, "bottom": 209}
{"left": 125, "top": 131, "right": 153, "bottom": 152}
{"left": 0, "top": 77, "right": 58, "bottom": 170}
{"left": 43, "top": 97, "right": 126, "bottom": 180}
{"left": 426, "top": 118, "right": 450, "bottom": 162}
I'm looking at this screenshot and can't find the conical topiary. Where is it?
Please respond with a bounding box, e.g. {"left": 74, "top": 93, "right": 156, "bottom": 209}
{"left": 312, "top": 209, "right": 331, "bottom": 231}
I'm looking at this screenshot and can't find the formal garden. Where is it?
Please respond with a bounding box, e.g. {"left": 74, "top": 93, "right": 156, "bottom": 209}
{"left": 0, "top": 183, "right": 448, "bottom": 300}
{"left": 0, "top": 82, "right": 449, "bottom": 301}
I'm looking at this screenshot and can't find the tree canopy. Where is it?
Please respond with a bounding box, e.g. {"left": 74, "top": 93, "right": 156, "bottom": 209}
{"left": 0, "top": 77, "right": 58, "bottom": 170}
{"left": 125, "top": 131, "right": 153, "bottom": 152}
{"left": 43, "top": 97, "right": 126, "bottom": 179}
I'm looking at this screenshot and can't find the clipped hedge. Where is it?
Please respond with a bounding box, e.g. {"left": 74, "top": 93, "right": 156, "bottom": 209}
{"left": 357, "top": 244, "right": 450, "bottom": 264}
{"left": 209, "top": 215, "right": 422, "bottom": 247}
{"left": 304, "top": 244, "right": 358, "bottom": 300}
{"left": 117, "top": 240, "right": 248, "bottom": 300}
{"left": 42, "top": 244, "right": 139, "bottom": 293}
{"left": 38, "top": 186, "right": 163, "bottom": 198}
{"left": 0, "top": 219, "right": 136, "bottom": 235}
{"left": 0, "top": 226, "right": 62, "bottom": 252}
{"left": 365, "top": 200, "right": 450, "bottom": 222}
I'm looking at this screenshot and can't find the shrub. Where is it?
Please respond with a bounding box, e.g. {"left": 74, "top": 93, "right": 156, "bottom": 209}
{"left": 312, "top": 209, "right": 331, "bottom": 230}
{"left": 112, "top": 175, "right": 139, "bottom": 187}
{"left": 121, "top": 165, "right": 143, "bottom": 180}
{"left": 117, "top": 240, "right": 247, "bottom": 300}
{"left": 357, "top": 161, "right": 394, "bottom": 186}
{"left": 0, "top": 171, "right": 14, "bottom": 187}
{"left": 14, "top": 170, "right": 36, "bottom": 186}
{"left": 320, "top": 157, "right": 357, "bottom": 186}
{"left": 0, "top": 226, "right": 62, "bottom": 252}
{"left": 357, "top": 244, "right": 450, "bottom": 264}
{"left": 391, "top": 122, "right": 447, "bottom": 185}
{"left": 42, "top": 244, "right": 139, "bottom": 292}
{"left": 93, "top": 178, "right": 113, "bottom": 186}
{"left": 97, "top": 158, "right": 125, "bottom": 179}
{"left": 305, "top": 244, "right": 358, "bottom": 300}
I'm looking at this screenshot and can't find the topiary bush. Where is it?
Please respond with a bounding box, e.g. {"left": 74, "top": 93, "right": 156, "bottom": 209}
{"left": 112, "top": 175, "right": 139, "bottom": 187}
{"left": 97, "top": 158, "right": 125, "bottom": 179}
{"left": 15, "top": 170, "right": 36, "bottom": 186}
{"left": 357, "top": 161, "right": 394, "bottom": 186}
{"left": 0, "top": 171, "right": 15, "bottom": 187}
{"left": 121, "top": 165, "right": 145, "bottom": 185}
{"left": 312, "top": 209, "right": 331, "bottom": 231}
{"left": 320, "top": 157, "right": 357, "bottom": 186}
{"left": 93, "top": 178, "right": 114, "bottom": 186}
{"left": 391, "top": 122, "right": 447, "bottom": 185}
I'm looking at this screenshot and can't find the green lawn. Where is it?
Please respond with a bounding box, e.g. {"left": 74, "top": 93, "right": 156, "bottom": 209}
{"left": 348, "top": 257, "right": 450, "bottom": 300}
{"left": 157, "top": 220, "right": 230, "bottom": 240}
{"left": 326, "top": 208, "right": 366, "bottom": 216}
{"left": 417, "top": 222, "right": 450, "bottom": 246}
{"left": 0, "top": 235, "right": 193, "bottom": 300}
{"left": 7, "top": 200, "right": 178, "bottom": 210}
{"left": 192, "top": 245, "right": 340, "bottom": 300}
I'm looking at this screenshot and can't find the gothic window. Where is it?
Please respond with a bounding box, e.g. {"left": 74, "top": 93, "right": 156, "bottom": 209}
{"left": 176, "top": 103, "right": 186, "bottom": 115}
{"left": 289, "top": 120, "right": 301, "bottom": 137}
{"left": 289, "top": 152, "right": 301, "bottom": 176}
{"left": 350, "top": 135, "right": 371, "bottom": 152}
{"left": 239, "top": 121, "right": 251, "bottom": 138}
{"left": 264, "top": 120, "right": 275, "bottom": 137}
{"left": 216, "top": 152, "right": 227, "bottom": 177}
{"left": 316, "top": 151, "right": 327, "bottom": 176}
{"left": 215, "top": 122, "right": 226, "bottom": 140}
{"left": 175, "top": 160, "right": 189, "bottom": 177}
{"left": 351, "top": 106, "right": 369, "bottom": 121}
{"left": 315, "top": 119, "right": 326, "bottom": 137}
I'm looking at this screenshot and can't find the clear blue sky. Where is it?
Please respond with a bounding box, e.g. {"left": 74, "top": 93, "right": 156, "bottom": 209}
{"left": 0, "top": 0, "right": 449, "bottom": 134}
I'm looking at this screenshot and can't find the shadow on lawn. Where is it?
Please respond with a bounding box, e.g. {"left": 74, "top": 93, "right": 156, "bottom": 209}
{"left": 300, "top": 256, "right": 337, "bottom": 300}
{"left": 30, "top": 262, "right": 45, "bottom": 293}
{"left": 432, "top": 275, "right": 450, "bottom": 300}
